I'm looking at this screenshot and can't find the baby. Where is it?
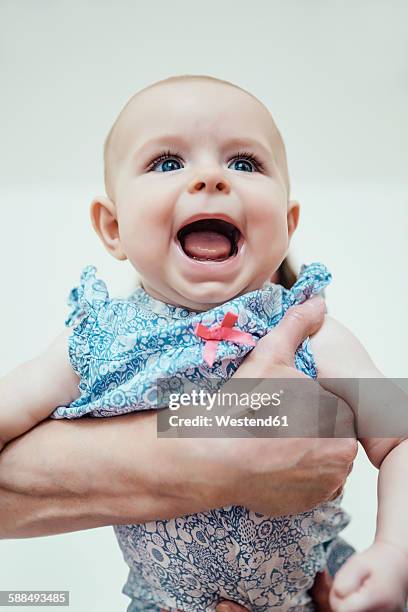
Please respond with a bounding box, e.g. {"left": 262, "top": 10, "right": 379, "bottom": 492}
{"left": 1, "top": 74, "right": 408, "bottom": 611}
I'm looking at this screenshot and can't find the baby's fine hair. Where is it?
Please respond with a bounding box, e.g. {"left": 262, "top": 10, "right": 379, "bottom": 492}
{"left": 103, "top": 73, "right": 290, "bottom": 200}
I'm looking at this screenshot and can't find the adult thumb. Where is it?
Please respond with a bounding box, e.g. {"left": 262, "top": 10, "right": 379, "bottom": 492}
{"left": 258, "top": 296, "right": 326, "bottom": 366}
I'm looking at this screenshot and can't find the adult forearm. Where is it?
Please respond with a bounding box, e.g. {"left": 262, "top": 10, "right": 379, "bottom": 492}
{"left": 0, "top": 406, "right": 355, "bottom": 540}
{"left": 0, "top": 412, "right": 229, "bottom": 538}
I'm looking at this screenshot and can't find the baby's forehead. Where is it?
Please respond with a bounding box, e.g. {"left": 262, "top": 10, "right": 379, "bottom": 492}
{"left": 105, "top": 80, "right": 289, "bottom": 194}
{"left": 115, "top": 82, "right": 278, "bottom": 149}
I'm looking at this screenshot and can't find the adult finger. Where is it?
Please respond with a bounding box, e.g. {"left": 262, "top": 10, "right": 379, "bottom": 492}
{"left": 160, "top": 604, "right": 250, "bottom": 612}
{"left": 216, "top": 601, "right": 250, "bottom": 611}
{"left": 309, "top": 570, "right": 334, "bottom": 611}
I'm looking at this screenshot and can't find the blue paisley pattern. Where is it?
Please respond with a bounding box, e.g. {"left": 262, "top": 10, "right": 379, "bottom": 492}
{"left": 51, "top": 262, "right": 350, "bottom": 611}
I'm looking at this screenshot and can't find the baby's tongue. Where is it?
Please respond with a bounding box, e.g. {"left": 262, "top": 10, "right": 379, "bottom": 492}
{"left": 183, "top": 230, "right": 231, "bottom": 260}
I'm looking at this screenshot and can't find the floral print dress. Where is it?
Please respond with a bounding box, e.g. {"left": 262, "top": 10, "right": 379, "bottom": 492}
{"left": 51, "top": 262, "right": 350, "bottom": 611}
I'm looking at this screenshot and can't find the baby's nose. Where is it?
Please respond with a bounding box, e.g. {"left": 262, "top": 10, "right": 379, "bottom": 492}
{"left": 188, "top": 170, "right": 231, "bottom": 194}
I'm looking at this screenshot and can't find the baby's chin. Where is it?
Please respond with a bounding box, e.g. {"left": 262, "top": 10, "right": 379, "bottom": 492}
{"left": 172, "top": 279, "right": 258, "bottom": 312}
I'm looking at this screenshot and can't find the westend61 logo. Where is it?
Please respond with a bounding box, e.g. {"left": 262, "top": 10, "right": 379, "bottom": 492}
{"left": 165, "top": 389, "right": 287, "bottom": 430}
{"left": 159, "top": 386, "right": 290, "bottom": 434}
{"left": 157, "top": 377, "right": 408, "bottom": 438}
{"left": 168, "top": 389, "right": 283, "bottom": 411}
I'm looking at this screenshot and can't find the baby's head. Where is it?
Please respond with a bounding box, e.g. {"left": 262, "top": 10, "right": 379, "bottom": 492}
{"left": 91, "top": 75, "right": 299, "bottom": 311}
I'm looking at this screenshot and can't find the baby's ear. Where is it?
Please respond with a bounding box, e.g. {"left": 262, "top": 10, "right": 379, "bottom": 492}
{"left": 90, "top": 196, "right": 127, "bottom": 261}
{"left": 287, "top": 200, "right": 300, "bottom": 239}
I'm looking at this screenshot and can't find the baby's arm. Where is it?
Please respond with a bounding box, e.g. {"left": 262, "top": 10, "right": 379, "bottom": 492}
{"left": 0, "top": 328, "right": 80, "bottom": 450}
{"left": 310, "top": 317, "right": 408, "bottom": 611}
{"left": 330, "top": 439, "right": 408, "bottom": 612}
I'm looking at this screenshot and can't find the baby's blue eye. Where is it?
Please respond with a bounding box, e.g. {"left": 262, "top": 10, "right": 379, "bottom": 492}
{"left": 228, "top": 158, "right": 255, "bottom": 173}
{"left": 148, "top": 151, "right": 262, "bottom": 173}
{"left": 152, "top": 158, "right": 183, "bottom": 172}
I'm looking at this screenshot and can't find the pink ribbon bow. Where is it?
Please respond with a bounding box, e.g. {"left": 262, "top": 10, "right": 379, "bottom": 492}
{"left": 194, "top": 310, "right": 256, "bottom": 367}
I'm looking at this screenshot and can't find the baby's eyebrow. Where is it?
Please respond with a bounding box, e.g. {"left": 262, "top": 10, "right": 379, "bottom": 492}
{"left": 133, "top": 134, "right": 189, "bottom": 158}
{"left": 132, "top": 134, "right": 274, "bottom": 160}
{"left": 221, "top": 137, "right": 274, "bottom": 159}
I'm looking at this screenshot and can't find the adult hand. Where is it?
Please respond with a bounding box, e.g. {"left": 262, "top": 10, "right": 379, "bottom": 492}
{"left": 207, "top": 296, "right": 357, "bottom": 516}
{"left": 168, "top": 569, "right": 334, "bottom": 612}
{"left": 206, "top": 571, "right": 334, "bottom": 612}
{"left": 215, "top": 603, "right": 248, "bottom": 611}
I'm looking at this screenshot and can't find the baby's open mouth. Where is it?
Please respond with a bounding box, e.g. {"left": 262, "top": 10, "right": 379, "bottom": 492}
{"left": 177, "top": 218, "right": 242, "bottom": 262}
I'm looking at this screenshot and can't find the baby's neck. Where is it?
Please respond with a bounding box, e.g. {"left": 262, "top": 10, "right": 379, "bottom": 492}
{"left": 139, "top": 273, "right": 280, "bottom": 313}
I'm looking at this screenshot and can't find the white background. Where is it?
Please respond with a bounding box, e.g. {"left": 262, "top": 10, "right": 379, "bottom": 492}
{"left": 1, "top": 1, "right": 407, "bottom": 610}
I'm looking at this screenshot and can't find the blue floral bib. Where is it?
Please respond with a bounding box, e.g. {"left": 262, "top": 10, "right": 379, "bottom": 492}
{"left": 52, "top": 262, "right": 329, "bottom": 420}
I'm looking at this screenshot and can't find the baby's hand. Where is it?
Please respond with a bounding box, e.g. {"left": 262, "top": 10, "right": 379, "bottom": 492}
{"left": 330, "top": 541, "right": 408, "bottom": 611}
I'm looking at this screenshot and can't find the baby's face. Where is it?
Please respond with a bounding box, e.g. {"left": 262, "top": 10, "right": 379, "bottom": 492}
{"left": 93, "top": 80, "right": 299, "bottom": 311}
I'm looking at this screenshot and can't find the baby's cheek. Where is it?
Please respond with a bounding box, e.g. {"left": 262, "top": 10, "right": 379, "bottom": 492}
{"left": 253, "top": 211, "right": 288, "bottom": 247}
{"left": 120, "top": 202, "right": 170, "bottom": 236}
{"left": 243, "top": 179, "right": 286, "bottom": 218}
{"left": 126, "top": 226, "right": 172, "bottom": 277}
